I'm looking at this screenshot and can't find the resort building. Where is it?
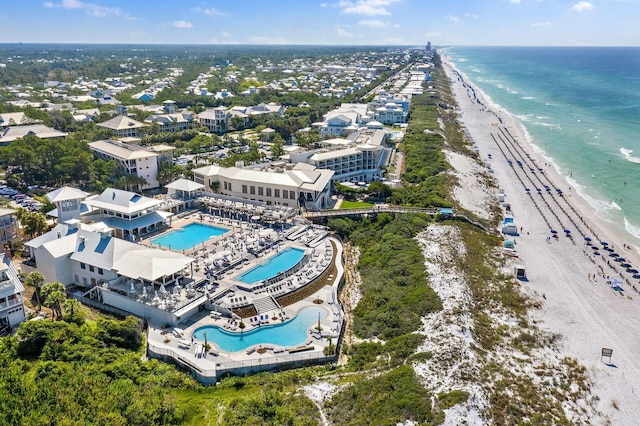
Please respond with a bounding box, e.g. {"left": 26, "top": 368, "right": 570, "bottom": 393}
{"left": 0, "top": 124, "right": 68, "bottom": 145}
{"left": 88, "top": 139, "right": 162, "bottom": 190}
{"left": 192, "top": 162, "right": 334, "bottom": 211}
{"left": 289, "top": 129, "right": 392, "bottom": 183}
{"left": 312, "top": 103, "right": 371, "bottom": 137}
{"left": 97, "top": 115, "right": 148, "bottom": 138}
{"left": 197, "top": 106, "right": 232, "bottom": 133}
{"left": 144, "top": 100, "right": 196, "bottom": 133}
{"left": 0, "top": 252, "right": 26, "bottom": 331}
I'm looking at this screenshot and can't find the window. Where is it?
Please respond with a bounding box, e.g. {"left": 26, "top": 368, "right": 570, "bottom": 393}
{"left": 82, "top": 277, "right": 88, "bottom": 285}
{"left": 228, "top": 183, "right": 232, "bottom": 191}
{"left": 224, "top": 181, "right": 228, "bottom": 190}
{"left": 266, "top": 188, "right": 272, "bottom": 197}
{"left": 89, "top": 265, "right": 95, "bottom": 272}
{"left": 274, "top": 189, "right": 280, "bottom": 198}
{"left": 250, "top": 186, "right": 255, "bottom": 195}
{"left": 290, "top": 191, "right": 296, "bottom": 200}
{"left": 80, "top": 263, "right": 86, "bottom": 270}
{"left": 242, "top": 185, "right": 248, "bottom": 194}
{"left": 258, "top": 187, "right": 264, "bottom": 196}
{"left": 74, "top": 275, "right": 79, "bottom": 283}
{"left": 98, "top": 268, "right": 103, "bottom": 275}
{"left": 282, "top": 190, "right": 288, "bottom": 199}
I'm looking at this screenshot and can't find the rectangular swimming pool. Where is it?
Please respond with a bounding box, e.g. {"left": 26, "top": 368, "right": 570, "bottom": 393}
{"left": 151, "top": 222, "right": 228, "bottom": 251}
{"left": 237, "top": 248, "right": 305, "bottom": 284}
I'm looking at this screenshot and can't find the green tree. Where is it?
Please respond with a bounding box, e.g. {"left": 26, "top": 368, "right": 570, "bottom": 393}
{"left": 25, "top": 271, "right": 45, "bottom": 311}
{"left": 19, "top": 210, "right": 48, "bottom": 239}
{"left": 41, "top": 282, "right": 67, "bottom": 321}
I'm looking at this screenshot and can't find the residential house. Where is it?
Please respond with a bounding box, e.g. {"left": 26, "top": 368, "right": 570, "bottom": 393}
{"left": 0, "top": 253, "right": 26, "bottom": 331}
{"left": 0, "top": 124, "right": 68, "bottom": 145}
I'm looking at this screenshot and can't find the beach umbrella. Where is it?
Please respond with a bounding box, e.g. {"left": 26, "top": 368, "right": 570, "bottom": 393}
{"left": 601, "top": 241, "right": 609, "bottom": 246}
{"left": 564, "top": 229, "right": 571, "bottom": 234}
{"left": 609, "top": 253, "right": 619, "bottom": 258}
{"left": 633, "top": 274, "right": 640, "bottom": 279}
{"left": 627, "top": 269, "right": 638, "bottom": 274}
{"left": 550, "top": 230, "right": 558, "bottom": 235}
{"left": 584, "top": 237, "right": 592, "bottom": 242}
{"left": 615, "top": 257, "right": 625, "bottom": 262}
{"left": 591, "top": 246, "right": 599, "bottom": 250}
{"left": 621, "top": 263, "right": 632, "bottom": 268}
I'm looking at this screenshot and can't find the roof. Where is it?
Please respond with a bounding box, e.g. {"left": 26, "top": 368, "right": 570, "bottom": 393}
{"left": 97, "top": 115, "right": 147, "bottom": 131}
{"left": 102, "top": 210, "right": 172, "bottom": 231}
{"left": 0, "top": 207, "right": 15, "bottom": 217}
{"left": 112, "top": 249, "right": 193, "bottom": 281}
{"left": 165, "top": 178, "right": 205, "bottom": 192}
{"left": 26, "top": 223, "right": 79, "bottom": 249}
{"left": 193, "top": 163, "right": 333, "bottom": 193}
{"left": 46, "top": 186, "right": 88, "bottom": 203}
{"left": 0, "top": 254, "right": 24, "bottom": 299}
{"left": 83, "top": 188, "right": 162, "bottom": 215}
{"left": 0, "top": 124, "right": 68, "bottom": 143}
{"left": 89, "top": 139, "right": 159, "bottom": 161}
{"left": 0, "top": 112, "right": 39, "bottom": 127}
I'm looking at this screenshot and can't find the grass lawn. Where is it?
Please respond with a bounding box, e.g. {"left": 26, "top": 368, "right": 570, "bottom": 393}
{"left": 339, "top": 200, "right": 374, "bottom": 209}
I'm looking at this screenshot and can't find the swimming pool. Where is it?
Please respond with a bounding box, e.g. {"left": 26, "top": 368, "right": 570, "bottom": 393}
{"left": 237, "top": 247, "right": 305, "bottom": 284}
{"left": 151, "top": 222, "right": 228, "bottom": 251}
{"left": 192, "top": 305, "right": 328, "bottom": 352}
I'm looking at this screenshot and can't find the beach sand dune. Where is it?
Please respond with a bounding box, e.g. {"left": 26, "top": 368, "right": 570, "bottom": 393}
{"left": 443, "top": 56, "right": 640, "bottom": 424}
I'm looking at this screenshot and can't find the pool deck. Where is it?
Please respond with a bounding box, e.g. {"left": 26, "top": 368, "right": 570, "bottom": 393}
{"left": 145, "top": 210, "right": 346, "bottom": 383}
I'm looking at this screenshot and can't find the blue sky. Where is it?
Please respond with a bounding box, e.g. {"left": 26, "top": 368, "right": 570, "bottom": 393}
{"left": 2, "top": 0, "right": 639, "bottom": 46}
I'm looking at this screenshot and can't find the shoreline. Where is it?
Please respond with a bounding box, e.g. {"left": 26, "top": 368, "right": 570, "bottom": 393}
{"left": 442, "top": 54, "right": 640, "bottom": 423}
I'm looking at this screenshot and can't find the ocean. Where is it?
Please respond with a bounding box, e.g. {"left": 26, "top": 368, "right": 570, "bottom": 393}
{"left": 444, "top": 46, "right": 640, "bottom": 246}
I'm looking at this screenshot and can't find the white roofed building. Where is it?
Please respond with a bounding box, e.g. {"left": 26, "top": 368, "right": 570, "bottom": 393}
{"left": 198, "top": 106, "right": 232, "bottom": 134}
{"left": 88, "top": 139, "right": 160, "bottom": 190}
{"left": 97, "top": 115, "right": 148, "bottom": 138}
{"left": 0, "top": 124, "right": 68, "bottom": 145}
{"left": 192, "top": 162, "right": 334, "bottom": 211}
{"left": 289, "top": 129, "right": 391, "bottom": 183}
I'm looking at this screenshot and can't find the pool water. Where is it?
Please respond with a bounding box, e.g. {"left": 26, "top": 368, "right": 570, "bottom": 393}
{"left": 192, "top": 306, "right": 328, "bottom": 352}
{"left": 237, "top": 248, "right": 305, "bottom": 284}
{"left": 151, "top": 222, "right": 228, "bottom": 251}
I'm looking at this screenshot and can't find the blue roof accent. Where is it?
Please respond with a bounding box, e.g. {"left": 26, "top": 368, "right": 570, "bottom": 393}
{"left": 95, "top": 236, "right": 111, "bottom": 254}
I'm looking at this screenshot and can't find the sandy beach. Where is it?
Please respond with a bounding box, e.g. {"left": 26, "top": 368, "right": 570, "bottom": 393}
{"left": 442, "top": 56, "right": 640, "bottom": 424}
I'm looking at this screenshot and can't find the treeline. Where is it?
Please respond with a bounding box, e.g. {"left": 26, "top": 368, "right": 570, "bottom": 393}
{"left": 0, "top": 315, "right": 196, "bottom": 425}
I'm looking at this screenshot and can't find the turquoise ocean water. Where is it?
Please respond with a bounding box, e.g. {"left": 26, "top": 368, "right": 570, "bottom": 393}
{"left": 444, "top": 47, "right": 640, "bottom": 246}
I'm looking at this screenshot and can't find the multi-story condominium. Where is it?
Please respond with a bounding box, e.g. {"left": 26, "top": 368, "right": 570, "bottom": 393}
{"left": 88, "top": 139, "right": 161, "bottom": 190}
{"left": 144, "top": 100, "right": 196, "bottom": 133}
{"left": 289, "top": 129, "right": 391, "bottom": 183}
{"left": 97, "top": 115, "right": 148, "bottom": 138}
{"left": 192, "top": 162, "right": 334, "bottom": 211}
{"left": 374, "top": 102, "right": 408, "bottom": 125}
{"left": 198, "top": 106, "right": 232, "bottom": 134}
{"left": 312, "top": 103, "right": 370, "bottom": 138}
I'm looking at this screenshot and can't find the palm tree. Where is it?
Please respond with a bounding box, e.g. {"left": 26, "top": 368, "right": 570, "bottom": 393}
{"left": 25, "top": 271, "right": 45, "bottom": 310}
{"left": 41, "top": 281, "right": 66, "bottom": 321}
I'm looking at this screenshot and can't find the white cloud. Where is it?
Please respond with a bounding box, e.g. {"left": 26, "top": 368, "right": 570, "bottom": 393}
{"left": 510, "top": 0, "right": 521, "bottom": 3}
{"left": 464, "top": 13, "right": 478, "bottom": 19}
{"left": 531, "top": 21, "right": 552, "bottom": 27}
{"left": 571, "top": 1, "right": 594, "bottom": 11}
{"left": 43, "top": 0, "right": 134, "bottom": 19}
{"left": 336, "top": 0, "right": 401, "bottom": 16}
{"left": 359, "top": 19, "right": 389, "bottom": 27}
{"left": 320, "top": 2, "right": 328, "bottom": 7}
{"left": 448, "top": 15, "right": 461, "bottom": 24}
{"left": 336, "top": 27, "right": 354, "bottom": 37}
{"left": 248, "top": 35, "right": 287, "bottom": 44}
{"left": 203, "top": 8, "right": 224, "bottom": 16}
{"left": 222, "top": 31, "right": 232, "bottom": 38}
{"left": 172, "top": 20, "right": 193, "bottom": 29}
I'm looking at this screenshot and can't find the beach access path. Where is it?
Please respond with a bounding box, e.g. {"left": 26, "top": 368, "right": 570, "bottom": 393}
{"left": 443, "top": 56, "right": 640, "bottom": 424}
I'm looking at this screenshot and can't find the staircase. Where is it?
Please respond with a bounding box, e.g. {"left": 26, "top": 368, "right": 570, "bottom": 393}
{"left": 253, "top": 296, "right": 280, "bottom": 314}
